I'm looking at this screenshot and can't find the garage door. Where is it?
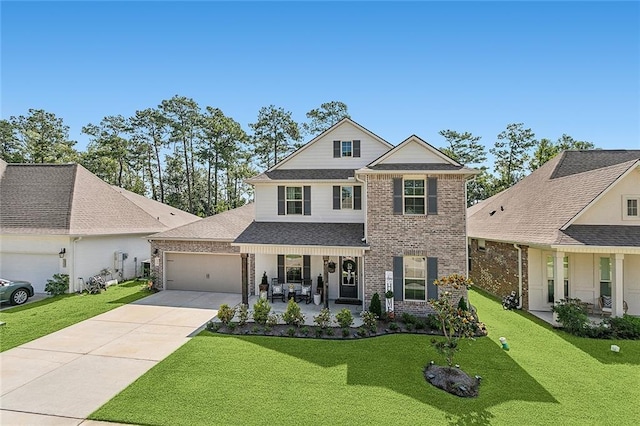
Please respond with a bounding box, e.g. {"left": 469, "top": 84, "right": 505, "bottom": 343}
{"left": 0, "top": 253, "right": 59, "bottom": 293}
{"left": 165, "top": 253, "right": 241, "bottom": 293}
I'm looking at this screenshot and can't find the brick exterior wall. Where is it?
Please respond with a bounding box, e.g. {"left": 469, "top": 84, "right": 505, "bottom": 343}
{"left": 150, "top": 240, "right": 255, "bottom": 295}
{"left": 468, "top": 239, "right": 528, "bottom": 309}
{"left": 364, "top": 174, "right": 468, "bottom": 315}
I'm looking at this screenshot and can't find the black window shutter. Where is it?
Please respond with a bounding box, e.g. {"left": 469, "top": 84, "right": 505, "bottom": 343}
{"left": 427, "top": 177, "right": 438, "bottom": 214}
{"left": 393, "top": 256, "right": 404, "bottom": 301}
{"left": 277, "top": 186, "right": 285, "bottom": 215}
{"left": 333, "top": 140, "right": 341, "bottom": 158}
{"left": 277, "top": 255, "right": 285, "bottom": 283}
{"left": 303, "top": 186, "right": 311, "bottom": 215}
{"left": 353, "top": 140, "right": 361, "bottom": 157}
{"left": 354, "top": 186, "right": 362, "bottom": 210}
{"left": 333, "top": 186, "right": 341, "bottom": 210}
{"left": 393, "top": 178, "right": 403, "bottom": 214}
{"left": 303, "top": 255, "right": 311, "bottom": 280}
{"left": 427, "top": 257, "right": 438, "bottom": 300}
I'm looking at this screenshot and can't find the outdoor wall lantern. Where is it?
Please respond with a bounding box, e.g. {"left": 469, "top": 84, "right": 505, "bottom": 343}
{"left": 58, "top": 248, "right": 66, "bottom": 258}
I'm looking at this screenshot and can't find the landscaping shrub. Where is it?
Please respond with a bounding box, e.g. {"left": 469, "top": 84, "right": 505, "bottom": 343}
{"left": 237, "top": 304, "right": 249, "bottom": 326}
{"left": 361, "top": 311, "right": 378, "bottom": 333}
{"left": 253, "top": 298, "right": 271, "bottom": 325}
{"left": 335, "top": 308, "right": 354, "bottom": 328}
{"left": 388, "top": 322, "right": 399, "bottom": 331}
{"left": 357, "top": 327, "right": 368, "bottom": 337}
{"left": 315, "top": 328, "right": 323, "bottom": 338}
{"left": 226, "top": 322, "right": 237, "bottom": 331}
{"left": 251, "top": 325, "right": 261, "bottom": 334}
{"left": 45, "top": 273, "right": 69, "bottom": 296}
{"left": 606, "top": 315, "right": 640, "bottom": 339}
{"left": 414, "top": 319, "right": 426, "bottom": 330}
{"left": 457, "top": 297, "right": 468, "bottom": 312}
{"left": 502, "top": 291, "right": 519, "bottom": 310}
{"left": 266, "top": 314, "right": 279, "bottom": 327}
{"left": 313, "top": 308, "right": 331, "bottom": 329}
{"left": 217, "top": 304, "right": 236, "bottom": 325}
{"left": 369, "top": 292, "right": 382, "bottom": 317}
{"left": 341, "top": 328, "right": 350, "bottom": 337}
{"left": 404, "top": 322, "right": 415, "bottom": 332}
{"left": 425, "top": 314, "right": 440, "bottom": 331}
{"left": 282, "top": 299, "right": 305, "bottom": 327}
{"left": 326, "top": 327, "right": 335, "bottom": 336}
{"left": 300, "top": 326, "right": 309, "bottom": 336}
{"left": 287, "top": 327, "right": 296, "bottom": 337}
{"left": 552, "top": 298, "right": 588, "bottom": 336}
{"left": 401, "top": 312, "right": 417, "bottom": 324}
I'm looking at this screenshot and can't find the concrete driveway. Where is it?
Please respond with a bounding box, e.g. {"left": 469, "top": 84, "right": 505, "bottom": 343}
{"left": 0, "top": 291, "right": 240, "bottom": 425}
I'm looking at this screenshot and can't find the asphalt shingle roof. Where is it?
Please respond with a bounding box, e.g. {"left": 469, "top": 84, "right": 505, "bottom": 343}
{"left": 149, "top": 203, "right": 255, "bottom": 240}
{"left": 557, "top": 225, "right": 640, "bottom": 246}
{"left": 249, "top": 169, "right": 355, "bottom": 181}
{"left": 367, "top": 163, "right": 467, "bottom": 171}
{"left": 234, "top": 222, "right": 367, "bottom": 247}
{"left": 467, "top": 150, "right": 640, "bottom": 246}
{"left": 0, "top": 162, "right": 199, "bottom": 235}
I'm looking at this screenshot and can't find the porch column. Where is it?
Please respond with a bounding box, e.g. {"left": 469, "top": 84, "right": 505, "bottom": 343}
{"left": 612, "top": 253, "right": 624, "bottom": 317}
{"left": 553, "top": 251, "right": 565, "bottom": 323}
{"left": 323, "top": 256, "right": 329, "bottom": 309}
{"left": 241, "top": 253, "right": 248, "bottom": 305}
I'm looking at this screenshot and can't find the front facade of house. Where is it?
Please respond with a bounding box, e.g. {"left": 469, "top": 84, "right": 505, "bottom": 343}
{"left": 468, "top": 150, "right": 640, "bottom": 317}
{"left": 233, "top": 119, "right": 476, "bottom": 314}
{"left": 149, "top": 119, "right": 476, "bottom": 314}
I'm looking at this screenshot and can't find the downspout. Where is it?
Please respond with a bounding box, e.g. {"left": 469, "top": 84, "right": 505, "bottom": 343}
{"left": 73, "top": 237, "right": 83, "bottom": 292}
{"left": 355, "top": 172, "right": 367, "bottom": 311}
{"left": 513, "top": 244, "right": 523, "bottom": 309}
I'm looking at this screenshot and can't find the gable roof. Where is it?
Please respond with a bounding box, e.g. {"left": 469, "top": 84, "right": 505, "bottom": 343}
{"left": 467, "top": 150, "right": 640, "bottom": 246}
{"left": 149, "top": 203, "right": 255, "bottom": 241}
{"left": 0, "top": 162, "right": 199, "bottom": 235}
{"left": 358, "top": 135, "right": 478, "bottom": 176}
{"left": 267, "top": 118, "right": 394, "bottom": 171}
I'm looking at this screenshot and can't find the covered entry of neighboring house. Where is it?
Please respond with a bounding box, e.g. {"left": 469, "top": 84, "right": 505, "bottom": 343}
{"left": 165, "top": 252, "right": 241, "bottom": 293}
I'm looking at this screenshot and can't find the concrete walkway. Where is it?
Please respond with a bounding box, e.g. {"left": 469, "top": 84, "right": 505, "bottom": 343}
{"left": 0, "top": 291, "right": 240, "bottom": 425}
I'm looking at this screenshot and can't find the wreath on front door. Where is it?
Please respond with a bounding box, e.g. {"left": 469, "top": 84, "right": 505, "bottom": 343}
{"left": 342, "top": 259, "right": 356, "bottom": 272}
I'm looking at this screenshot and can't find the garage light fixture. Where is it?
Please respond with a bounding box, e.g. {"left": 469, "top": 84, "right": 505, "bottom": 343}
{"left": 59, "top": 248, "right": 66, "bottom": 259}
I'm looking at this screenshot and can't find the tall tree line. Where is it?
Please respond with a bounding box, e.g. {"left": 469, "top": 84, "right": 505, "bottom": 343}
{"left": 1, "top": 99, "right": 595, "bottom": 212}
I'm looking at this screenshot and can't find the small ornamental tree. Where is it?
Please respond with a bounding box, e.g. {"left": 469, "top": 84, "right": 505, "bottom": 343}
{"left": 369, "top": 292, "right": 382, "bottom": 317}
{"left": 429, "top": 274, "right": 476, "bottom": 368}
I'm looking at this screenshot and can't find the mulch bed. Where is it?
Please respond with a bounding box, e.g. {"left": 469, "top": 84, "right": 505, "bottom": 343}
{"left": 424, "top": 363, "right": 480, "bottom": 398}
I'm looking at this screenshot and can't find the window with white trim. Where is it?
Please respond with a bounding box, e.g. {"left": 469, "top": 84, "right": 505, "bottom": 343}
{"left": 404, "top": 179, "right": 425, "bottom": 214}
{"left": 600, "top": 257, "right": 611, "bottom": 297}
{"left": 286, "top": 186, "right": 303, "bottom": 215}
{"left": 404, "top": 256, "right": 426, "bottom": 301}
{"left": 341, "top": 141, "right": 352, "bottom": 157}
{"left": 623, "top": 195, "right": 640, "bottom": 219}
{"left": 341, "top": 186, "right": 353, "bottom": 209}
{"left": 285, "top": 255, "right": 302, "bottom": 283}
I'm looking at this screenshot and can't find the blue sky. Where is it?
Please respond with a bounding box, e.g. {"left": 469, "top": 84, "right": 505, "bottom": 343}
{"left": 2, "top": 1, "right": 639, "bottom": 156}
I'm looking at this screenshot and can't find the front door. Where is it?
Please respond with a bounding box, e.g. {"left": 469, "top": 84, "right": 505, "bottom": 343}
{"left": 339, "top": 257, "right": 358, "bottom": 299}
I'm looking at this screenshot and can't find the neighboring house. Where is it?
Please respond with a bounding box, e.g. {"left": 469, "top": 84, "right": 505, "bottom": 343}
{"left": 149, "top": 118, "right": 477, "bottom": 315}
{"left": 0, "top": 160, "right": 199, "bottom": 293}
{"left": 467, "top": 150, "right": 640, "bottom": 317}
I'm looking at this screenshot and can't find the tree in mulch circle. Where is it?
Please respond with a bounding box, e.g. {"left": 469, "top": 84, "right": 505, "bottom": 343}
{"left": 425, "top": 273, "right": 482, "bottom": 398}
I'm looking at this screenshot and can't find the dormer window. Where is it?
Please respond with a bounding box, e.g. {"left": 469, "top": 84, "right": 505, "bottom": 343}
{"left": 342, "top": 141, "right": 352, "bottom": 157}
{"left": 623, "top": 195, "right": 640, "bottom": 220}
{"left": 333, "top": 140, "right": 361, "bottom": 158}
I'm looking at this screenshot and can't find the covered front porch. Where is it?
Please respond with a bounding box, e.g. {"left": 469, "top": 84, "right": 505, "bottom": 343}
{"left": 528, "top": 246, "right": 640, "bottom": 317}
{"left": 232, "top": 221, "right": 370, "bottom": 310}
{"left": 246, "top": 295, "right": 364, "bottom": 326}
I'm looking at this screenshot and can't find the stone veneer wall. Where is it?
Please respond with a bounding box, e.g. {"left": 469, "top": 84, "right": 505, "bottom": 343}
{"left": 364, "top": 174, "right": 468, "bottom": 315}
{"left": 468, "top": 239, "right": 528, "bottom": 309}
{"left": 150, "top": 240, "right": 255, "bottom": 295}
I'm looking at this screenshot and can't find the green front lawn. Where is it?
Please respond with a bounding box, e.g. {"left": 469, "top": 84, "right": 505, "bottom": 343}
{"left": 90, "top": 289, "right": 640, "bottom": 425}
{"left": 0, "top": 281, "right": 149, "bottom": 351}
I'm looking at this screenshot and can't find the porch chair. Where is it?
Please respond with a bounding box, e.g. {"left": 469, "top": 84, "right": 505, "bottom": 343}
{"left": 271, "top": 280, "right": 285, "bottom": 303}
{"left": 297, "top": 279, "right": 313, "bottom": 305}
{"left": 598, "top": 295, "right": 628, "bottom": 317}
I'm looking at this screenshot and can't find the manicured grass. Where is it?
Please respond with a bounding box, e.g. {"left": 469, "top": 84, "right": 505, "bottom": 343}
{"left": 89, "top": 289, "right": 640, "bottom": 425}
{"left": 0, "top": 281, "right": 149, "bottom": 351}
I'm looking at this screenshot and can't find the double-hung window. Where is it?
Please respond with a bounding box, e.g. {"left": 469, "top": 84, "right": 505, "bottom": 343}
{"left": 600, "top": 257, "right": 611, "bottom": 297}
{"left": 341, "top": 141, "right": 352, "bottom": 157}
{"left": 404, "top": 179, "right": 425, "bottom": 214}
{"left": 404, "top": 256, "right": 426, "bottom": 301}
{"left": 286, "top": 186, "right": 303, "bottom": 215}
{"left": 285, "top": 255, "right": 303, "bottom": 283}
{"left": 623, "top": 196, "right": 640, "bottom": 219}
{"left": 341, "top": 186, "right": 353, "bottom": 209}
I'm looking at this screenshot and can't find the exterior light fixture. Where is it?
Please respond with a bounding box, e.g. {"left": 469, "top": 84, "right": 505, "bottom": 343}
{"left": 59, "top": 248, "right": 66, "bottom": 258}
